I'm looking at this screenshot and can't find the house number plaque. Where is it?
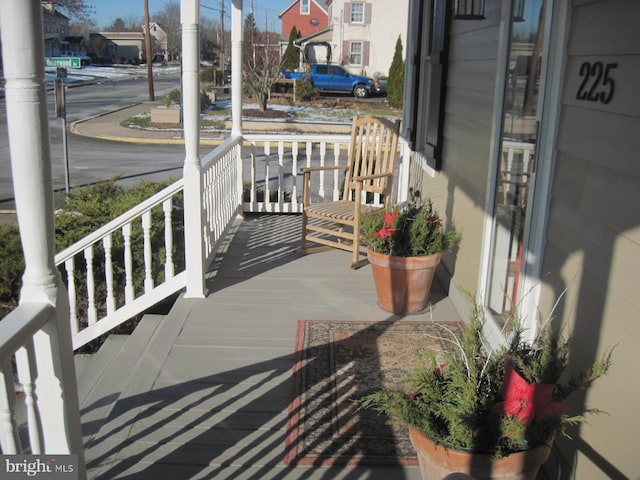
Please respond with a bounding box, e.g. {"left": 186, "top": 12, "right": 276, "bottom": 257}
{"left": 575, "top": 61, "right": 618, "bottom": 104}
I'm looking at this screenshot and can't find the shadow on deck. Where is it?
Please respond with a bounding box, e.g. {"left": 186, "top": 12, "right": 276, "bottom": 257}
{"left": 80, "top": 214, "right": 461, "bottom": 479}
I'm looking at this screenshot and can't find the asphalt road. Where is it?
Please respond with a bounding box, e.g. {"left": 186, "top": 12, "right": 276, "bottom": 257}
{"left": 0, "top": 72, "right": 206, "bottom": 214}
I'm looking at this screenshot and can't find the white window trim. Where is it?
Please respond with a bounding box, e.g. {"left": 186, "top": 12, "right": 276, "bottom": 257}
{"left": 300, "top": 0, "right": 310, "bottom": 15}
{"left": 350, "top": 2, "right": 365, "bottom": 24}
{"left": 478, "top": 0, "right": 567, "bottom": 349}
{"left": 349, "top": 41, "right": 363, "bottom": 66}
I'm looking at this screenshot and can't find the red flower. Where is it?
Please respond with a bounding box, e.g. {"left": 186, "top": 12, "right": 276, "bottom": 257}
{"left": 373, "top": 226, "right": 396, "bottom": 238}
{"left": 383, "top": 210, "right": 399, "bottom": 228}
{"left": 408, "top": 391, "right": 420, "bottom": 399}
{"left": 493, "top": 364, "right": 567, "bottom": 426}
{"left": 373, "top": 210, "right": 399, "bottom": 238}
{"left": 434, "top": 363, "right": 445, "bottom": 376}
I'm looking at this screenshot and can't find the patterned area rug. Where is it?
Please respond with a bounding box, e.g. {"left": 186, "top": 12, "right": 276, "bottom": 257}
{"left": 284, "top": 319, "right": 465, "bottom": 466}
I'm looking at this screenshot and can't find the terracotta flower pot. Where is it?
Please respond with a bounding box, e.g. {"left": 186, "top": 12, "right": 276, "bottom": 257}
{"left": 409, "top": 428, "right": 552, "bottom": 480}
{"left": 367, "top": 249, "right": 441, "bottom": 314}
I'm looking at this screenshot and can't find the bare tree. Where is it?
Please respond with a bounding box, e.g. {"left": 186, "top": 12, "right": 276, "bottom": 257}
{"left": 153, "top": 1, "right": 181, "bottom": 62}
{"left": 102, "top": 16, "right": 141, "bottom": 32}
{"left": 68, "top": 17, "right": 97, "bottom": 37}
{"left": 43, "top": 0, "right": 94, "bottom": 21}
{"left": 243, "top": 14, "right": 283, "bottom": 112}
{"left": 200, "top": 17, "right": 222, "bottom": 64}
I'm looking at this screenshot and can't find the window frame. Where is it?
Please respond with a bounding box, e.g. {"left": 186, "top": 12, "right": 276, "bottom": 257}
{"left": 349, "top": 41, "right": 363, "bottom": 66}
{"left": 300, "top": 0, "right": 310, "bottom": 15}
{"left": 350, "top": 2, "right": 365, "bottom": 24}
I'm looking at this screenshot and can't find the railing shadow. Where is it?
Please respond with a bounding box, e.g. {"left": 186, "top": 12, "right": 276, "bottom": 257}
{"left": 84, "top": 316, "right": 453, "bottom": 479}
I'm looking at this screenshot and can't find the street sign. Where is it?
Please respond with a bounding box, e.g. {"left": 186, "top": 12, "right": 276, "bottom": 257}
{"left": 45, "top": 57, "right": 81, "bottom": 68}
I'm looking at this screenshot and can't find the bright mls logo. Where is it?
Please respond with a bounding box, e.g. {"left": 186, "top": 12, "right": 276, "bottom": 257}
{"left": 1, "top": 456, "right": 77, "bottom": 480}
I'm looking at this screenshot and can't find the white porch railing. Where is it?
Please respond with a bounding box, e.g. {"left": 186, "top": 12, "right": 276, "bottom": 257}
{"left": 202, "top": 136, "right": 244, "bottom": 266}
{"left": 0, "top": 303, "right": 52, "bottom": 454}
{"left": 243, "top": 134, "right": 410, "bottom": 213}
{"left": 54, "top": 180, "right": 188, "bottom": 350}
{"left": 47, "top": 131, "right": 407, "bottom": 352}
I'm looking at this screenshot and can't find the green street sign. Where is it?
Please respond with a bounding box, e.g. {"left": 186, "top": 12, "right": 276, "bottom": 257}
{"left": 45, "top": 57, "right": 81, "bottom": 68}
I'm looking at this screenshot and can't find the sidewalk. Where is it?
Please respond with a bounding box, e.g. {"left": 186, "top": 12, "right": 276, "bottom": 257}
{"left": 70, "top": 102, "right": 352, "bottom": 146}
{"left": 70, "top": 102, "right": 194, "bottom": 145}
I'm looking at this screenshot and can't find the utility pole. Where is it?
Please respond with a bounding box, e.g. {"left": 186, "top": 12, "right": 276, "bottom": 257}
{"left": 144, "top": 0, "right": 155, "bottom": 101}
{"left": 220, "top": 0, "right": 225, "bottom": 71}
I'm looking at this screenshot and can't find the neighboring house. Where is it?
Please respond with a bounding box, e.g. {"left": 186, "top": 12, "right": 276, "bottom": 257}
{"left": 402, "top": 1, "right": 639, "bottom": 478}
{"left": 326, "top": 0, "right": 409, "bottom": 78}
{"left": 42, "top": 2, "right": 69, "bottom": 57}
{"left": 61, "top": 36, "right": 90, "bottom": 57}
{"left": 279, "top": 0, "right": 330, "bottom": 37}
{"left": 142, "top": 22, "right": 168, "bottom": 61}
{"left": 281, "top": 0, "right": 409, "bottom": 78}
{"left": 89, "top": 32, "right": 146, "bottom": 64}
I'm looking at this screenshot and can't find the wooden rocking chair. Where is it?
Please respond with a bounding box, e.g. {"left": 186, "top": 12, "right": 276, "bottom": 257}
{"left": 297, "top": 116, "right": 400, "bottom": 268}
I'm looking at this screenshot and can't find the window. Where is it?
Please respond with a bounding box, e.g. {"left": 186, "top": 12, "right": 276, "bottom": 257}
{"left": 349, "top": 41, "right": 363, "bottom": 65}
{"left": 300, "top": 0, "right": 310, "bottom": 15}
{"left": 350, "top": 2, "right": 364, "bottom": 23}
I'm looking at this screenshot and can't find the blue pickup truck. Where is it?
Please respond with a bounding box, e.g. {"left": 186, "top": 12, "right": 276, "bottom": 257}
{"left": 281, "top": 64, "right": 375, "bottom": 98}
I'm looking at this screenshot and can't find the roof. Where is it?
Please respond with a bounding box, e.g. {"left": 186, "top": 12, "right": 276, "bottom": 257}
{"left": 296, "top": 26, "right": 333, "bottom": 43}
{"left": 94, "top": 32, "right": 146, "bottom": 41}
{"left": 278, "top": 0, "right": 329, "bottom": 18}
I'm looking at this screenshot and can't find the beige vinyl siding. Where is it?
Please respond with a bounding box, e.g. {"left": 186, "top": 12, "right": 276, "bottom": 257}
{"left": 415, "top": 9, "right": 502, "bottom": 290}
{"left": 539, "top": 0, "right": 640, "bottom": 477}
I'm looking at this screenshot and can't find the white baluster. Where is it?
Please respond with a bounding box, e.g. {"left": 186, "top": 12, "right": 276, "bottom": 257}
{"left": 333, "top": 142, "right": 341, "bottom": 201}
{"left": 264, "top": 142, "right": 271, "bottom": 211}
{"left": 15, "top": 343, "right": 42, "bottom": 454}
{"left": 203, "top": 168, "right": 212, "bottom": 256}
{"left": 0, "top": 358, "right": 21, "bottom": 454}
{"left": 305, "top": 141, "right": 312, "bottom": 169}
{"left": 278, "top": 141, "right": 284, "bottom": 211}
{"left": 319, "top": 141, "right": 326, "bottom": 199}
{"left": 122, "top": 223, "right": 134, "bottom": 303}
{"left": 292, "top": 141, "right": 299, "bottom": 210}
{"left": 142, "top": 211, "right": 154, "bottom": 292}
{"left": 164, "top": 198, "right": 174, "bottom": 279}
{"left": 64, "top": 258, "right": 78, "bottom": 335}
{"left": 103, "top": 234, "right": 115, "bottom": 315}
{"left": 84, "top": 245, "right": 97, "bottom": 325}
{"left": 250, "top": 149, "right": 257, "bottom": 205}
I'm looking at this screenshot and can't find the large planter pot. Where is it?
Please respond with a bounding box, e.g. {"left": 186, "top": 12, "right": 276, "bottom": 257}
{"left": 409, "top": 428, "right": 552, "bottom": 480}
{"left": 367, "top": 249, "right": 441, "bottom": 314}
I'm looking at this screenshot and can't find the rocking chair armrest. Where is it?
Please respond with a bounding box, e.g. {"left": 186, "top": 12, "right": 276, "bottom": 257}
{"left": 301, "top": 165, "right": 349, "bottom": 174}
{"left": 352, "top": 172, "right": 393, "bottom": 182}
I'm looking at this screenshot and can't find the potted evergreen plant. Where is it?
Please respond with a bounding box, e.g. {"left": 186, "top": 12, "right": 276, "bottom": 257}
{"left": 360, "top": 199, "right": 458, "bottom": 313}
{"left": 359, "top": 304, "right": 614, "bottom": 480}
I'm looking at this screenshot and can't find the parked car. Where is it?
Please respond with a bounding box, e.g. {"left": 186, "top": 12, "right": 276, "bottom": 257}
{"left": 281, "top": 64, "right": 375, "bottom": 98}
{"left": 375, "top": 76, "right": 388, "bottom": 96}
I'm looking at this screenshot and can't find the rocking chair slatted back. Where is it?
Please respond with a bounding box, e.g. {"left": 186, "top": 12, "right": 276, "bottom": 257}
{"left": 344, "top": 116, "right": 399, "bottom": 204}
{"left": 297, "top": 116, "right": 400, "bottom": 269}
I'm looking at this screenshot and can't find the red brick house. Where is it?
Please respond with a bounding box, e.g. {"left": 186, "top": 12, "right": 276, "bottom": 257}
{"left": 279, "top": 0, "right": 329, "bottom": 37}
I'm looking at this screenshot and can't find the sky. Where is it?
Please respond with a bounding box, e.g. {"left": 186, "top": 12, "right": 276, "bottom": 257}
{"left": 90, "top": 0, "right": 292, "bottom": 30}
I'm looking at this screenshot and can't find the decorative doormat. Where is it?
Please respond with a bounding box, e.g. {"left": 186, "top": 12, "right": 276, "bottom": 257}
{"left": 284, "top": 319, "right": 465, "bottom": 466}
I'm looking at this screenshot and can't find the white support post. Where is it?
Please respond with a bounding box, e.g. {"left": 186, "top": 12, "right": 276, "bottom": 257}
{"left": 0, "top": 0, "right": 85, "bottom": 473}
{"left": 231, "top": 0, "right": 243, "bottom": 137}
{"left": 181, "top": 0, "right": 206, "bottom": 298}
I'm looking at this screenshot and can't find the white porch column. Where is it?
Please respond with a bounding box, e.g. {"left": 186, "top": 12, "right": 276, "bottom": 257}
{"left": 0, "top": 0, "right": 85, "bottom": 471}
{"left": 181, "top": 0, "right": 206, "bottom": 298}
{"left": 231, "top": 0, "right": 243, "bottom": 137}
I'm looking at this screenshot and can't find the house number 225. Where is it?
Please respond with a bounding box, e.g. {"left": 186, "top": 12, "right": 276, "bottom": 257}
{"left": 575, "top": 61, "right": 618, "bottom": 104}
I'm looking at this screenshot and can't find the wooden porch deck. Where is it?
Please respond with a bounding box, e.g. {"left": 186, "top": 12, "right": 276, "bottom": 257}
{"left": 80, "top": 214, "right": 464, "bottom": 480}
